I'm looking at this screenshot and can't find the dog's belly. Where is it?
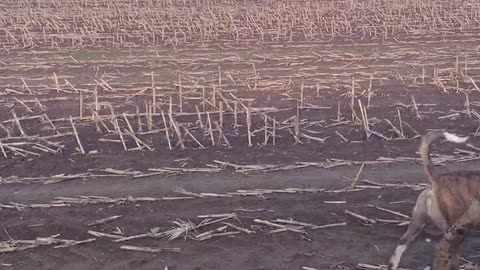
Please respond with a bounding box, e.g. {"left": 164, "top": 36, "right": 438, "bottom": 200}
{"left": 426, "top": 189, "right": 449, "bottom": 233}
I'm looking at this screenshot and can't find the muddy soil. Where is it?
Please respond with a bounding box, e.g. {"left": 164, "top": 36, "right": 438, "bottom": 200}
{"left": 2, "top": 164, "right": 480, "bottom": 270}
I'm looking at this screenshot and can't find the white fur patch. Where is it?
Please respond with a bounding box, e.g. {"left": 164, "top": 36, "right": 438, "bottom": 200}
{"left": 444, "top": 132, "right": 469, "bottom": 144}
{"left": 389, "top": 244, "right": 407, "bottom": 270}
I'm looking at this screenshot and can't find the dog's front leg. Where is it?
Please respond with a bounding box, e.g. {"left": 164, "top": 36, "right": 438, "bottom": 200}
{"left": 388, "top": 189, "right": 431, "bottom": 270}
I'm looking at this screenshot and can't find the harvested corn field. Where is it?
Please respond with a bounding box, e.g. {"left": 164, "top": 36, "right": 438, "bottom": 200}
{"left": 2, "top": 0, "right": 480, "bottom": 269}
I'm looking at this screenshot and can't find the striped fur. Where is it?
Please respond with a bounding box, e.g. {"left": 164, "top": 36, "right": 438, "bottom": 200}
{"left": 389, "top": 130, "right": 479, "bottom": 270}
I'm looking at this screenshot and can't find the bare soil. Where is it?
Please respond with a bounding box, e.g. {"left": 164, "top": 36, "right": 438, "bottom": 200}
{"left": 2, "top": 164, "right": 480, "bottom": 270}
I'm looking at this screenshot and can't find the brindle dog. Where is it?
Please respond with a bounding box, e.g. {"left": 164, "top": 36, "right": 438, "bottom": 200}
{"left": 388, "top": 130, "right": 480, "bottom": 269}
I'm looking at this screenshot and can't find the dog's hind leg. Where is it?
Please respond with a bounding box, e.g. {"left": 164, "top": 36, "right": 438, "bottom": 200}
{"left": 388, "top": 189, "right": 431, "bottom": 270}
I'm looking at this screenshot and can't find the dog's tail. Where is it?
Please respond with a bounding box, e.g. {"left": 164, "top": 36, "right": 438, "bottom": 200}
{"left": 420, "top": 130, "right": 469, "bottom": 181}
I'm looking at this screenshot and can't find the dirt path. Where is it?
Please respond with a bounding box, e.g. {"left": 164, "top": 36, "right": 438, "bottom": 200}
{"left": 2, "top": 163, "right": 480, "bottom": 270}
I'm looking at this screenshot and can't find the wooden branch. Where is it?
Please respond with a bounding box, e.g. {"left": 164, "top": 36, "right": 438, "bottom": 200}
{"left": 151, "top": 72, "right": 156, "bottom": 114}
{"left": 161, "top": 110, "right": 172, "bottom": 150}
{"left": 206, "top": 111, "right": 215, "bottom": 146}
{"left": 120, "top": 245, "right": 181, "bottom": 253}
{"left": 246, "top": 105, "right": 252, "bottom": 146}
{"left": 11, "top": 110, "right": 26, "bottom": 137}
{"left": 69, "top": 116, "right": 85, "bottom": 155}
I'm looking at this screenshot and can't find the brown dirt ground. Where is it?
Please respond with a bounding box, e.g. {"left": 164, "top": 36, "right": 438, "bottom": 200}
{"left": 2, "top": 163, "right": 480, "bottom": 270}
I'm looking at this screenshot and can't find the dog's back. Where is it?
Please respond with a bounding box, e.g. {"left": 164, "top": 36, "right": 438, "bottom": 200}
{"left": 434, "top": 171, "right": 480, "bottom": 226}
